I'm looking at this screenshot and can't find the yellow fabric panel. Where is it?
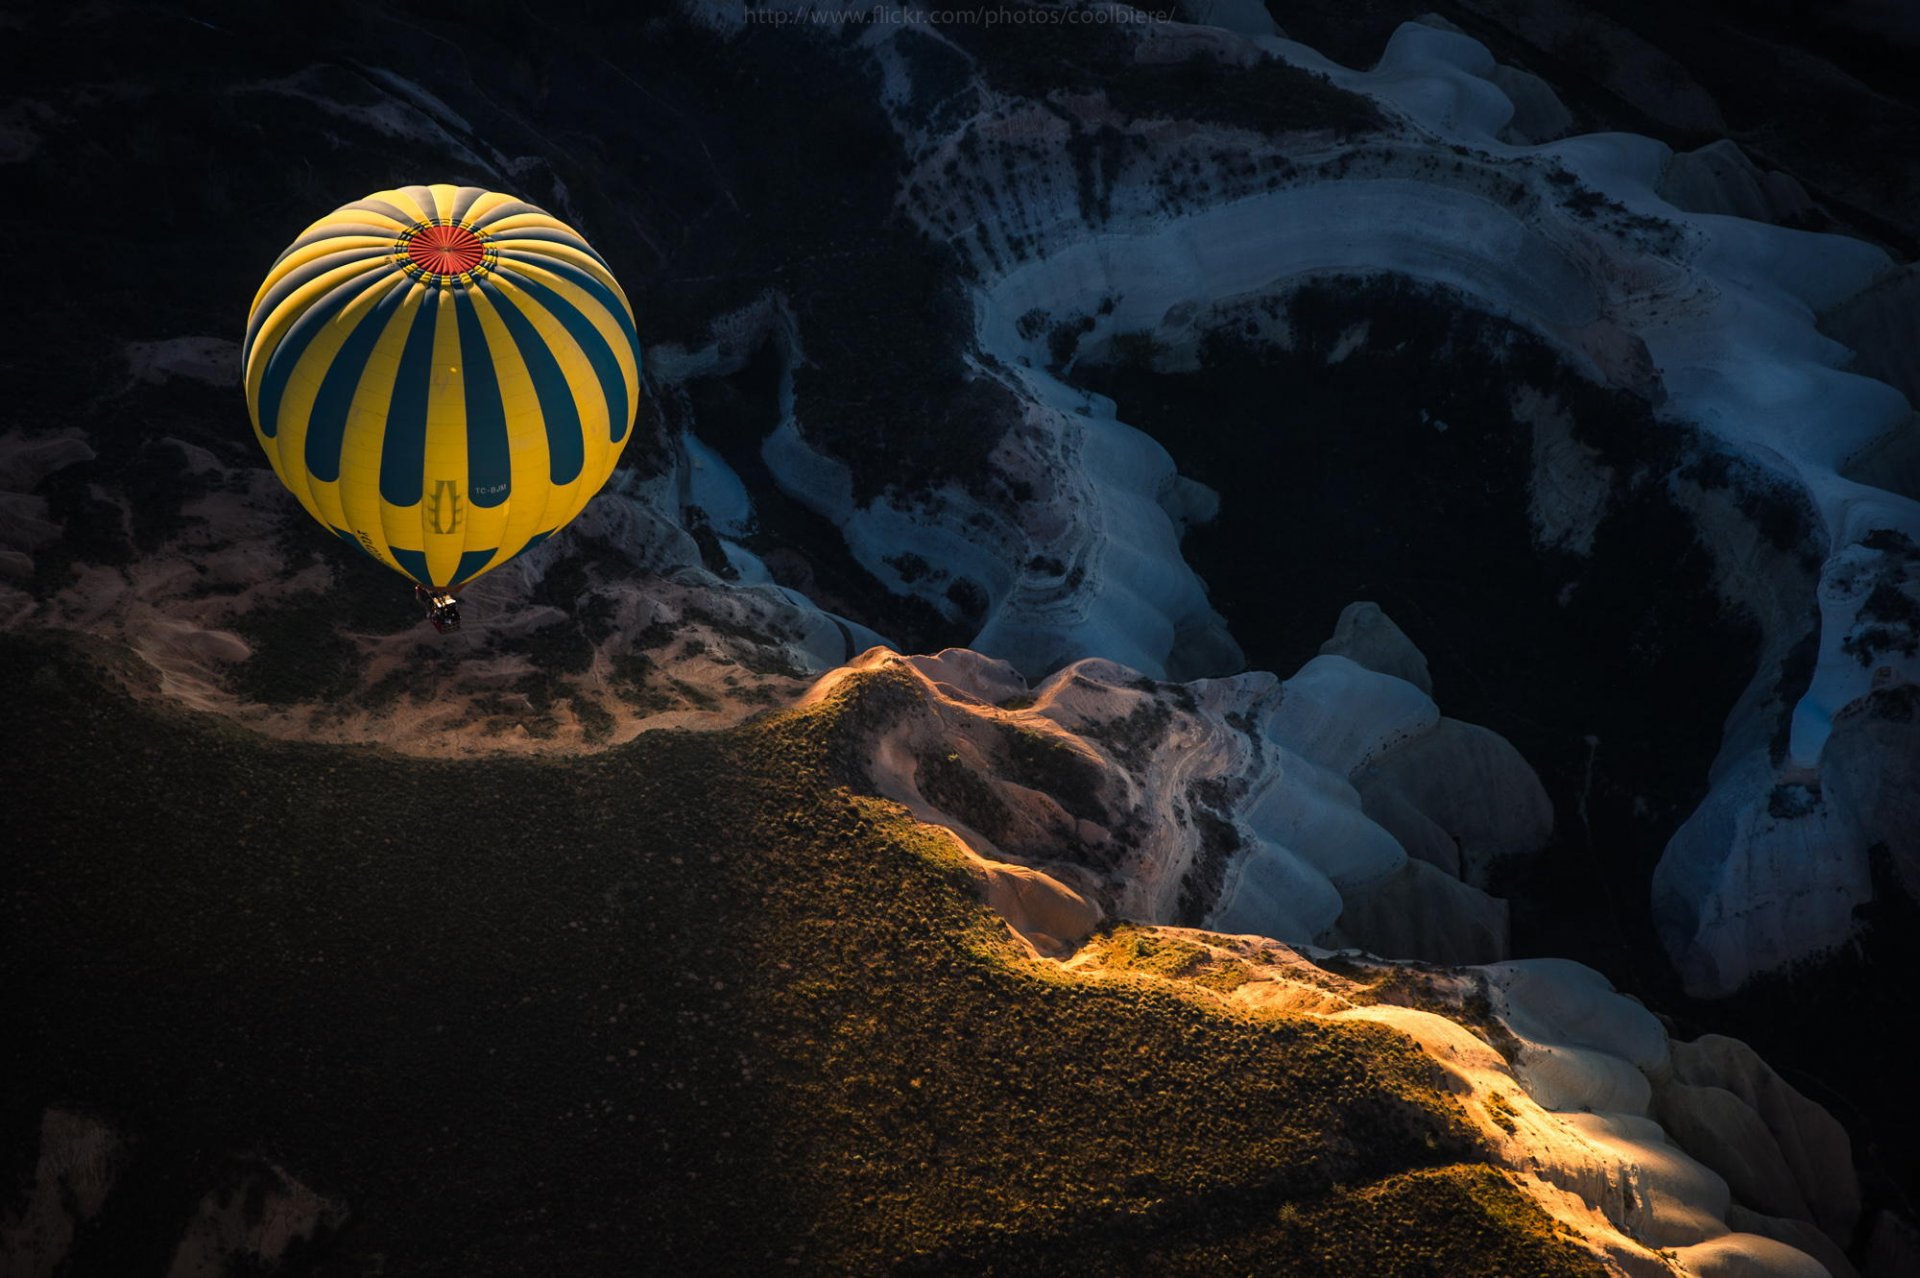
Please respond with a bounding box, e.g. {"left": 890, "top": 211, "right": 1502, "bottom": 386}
{"left": 308, "top": 205, "right": 406, "bottom": 233}
{"left": 271, "top": 205, "right": 406, "bottom": 261}
{"left": 427, "top": 183, "right": 459, "bottom": 222}
{"left": 421, "top": 291, "right": 495, "bottom": 586}
{"left": 478, "top": 212, "right": 583, "bottom": 237}
{"left": 460, "top": 190, "right": 520, "bottom": 225}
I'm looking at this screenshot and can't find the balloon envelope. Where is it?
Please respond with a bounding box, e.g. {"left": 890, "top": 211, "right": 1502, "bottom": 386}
{"left": 243, "top": 184, "right": 641, "bottom": 590}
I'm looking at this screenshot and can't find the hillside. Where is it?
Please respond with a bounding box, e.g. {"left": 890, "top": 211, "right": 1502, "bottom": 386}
{"left": 3, "top": 633, "right": 1604, "bottom": 1274}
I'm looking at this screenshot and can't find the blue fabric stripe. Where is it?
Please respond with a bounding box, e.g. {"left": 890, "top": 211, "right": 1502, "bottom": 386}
{"left": 452, "top": 290, "right": 512, "bottom": 509}
{"left": 494, "top": 253, "right": 640, "bottom": 446}
{"left": 379, "top": 289, "right": 440, "bottom": 507}
{"left": 451, "top": 547, "right": 498, "bottom": 585}
{"left": 480, "top": 279, "right": 584, "bottom": 486}
{"left": 390, "top": 546, "right": 432, "bottom": 585}
{"left": 304, "top": 277, "right": 413, "bottom": 483}
{"left": 255, "top": 269, "right": 394, "bottom": 440}
{"left": 497, "top": 271, "right": 628, "bottom": 447}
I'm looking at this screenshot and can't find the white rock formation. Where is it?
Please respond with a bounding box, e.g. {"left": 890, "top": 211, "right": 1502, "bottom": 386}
{"left": 1319, "top": 599, "right": 1432, "bottom": 694}
{"left": 1061, "top": 928, "right": 1850, "bottom": 1278}
{"left": 1658, "top": 140, "right": 1816, "bottom": 227}
{"left": 1488, "top": 62, "right": 1574, "bottom": 144}
{"left": 816, "top": 601, "right": 1547, "bottom": 966}
{"left": 1821, "top": 264, "right": 1920, "bottom": 409}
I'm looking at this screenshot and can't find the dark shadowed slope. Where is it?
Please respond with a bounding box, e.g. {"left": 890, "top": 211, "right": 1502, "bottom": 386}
{"left": 1, "top": 634, "right": 1603, "bottom": 1275}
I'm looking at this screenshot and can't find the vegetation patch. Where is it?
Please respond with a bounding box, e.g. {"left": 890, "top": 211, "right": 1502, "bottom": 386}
{"left": 229, "top": 591, "right": 363, "bottom": 706}
{"left": 1179, "top": 777, "right": 1247, "bottom": 926}
{"left": 499, "top": 621, "right": 595, "bottom": 676}
{"left": 1082, "top": 697, "right": 1176, "bottom": 771}
{"left": 1484, "top": 1091, "right": 1521, "bottom": 1135}
{"left": 569, "top": 693, "right": 616, "bottom": 745}
{"left": 916, "top": 749, "right": 1013, "bottom": 842}
{"left": 1047, "top": 313, "right": 1096, "bottom": 370}
{"left": 1264, "top": 1165, "right": 1602, "bottom": 1277}
{"left": 1844, "top": 578, "right": 1920, "bottom": 666}
{"left": 998, "top": 723, "right": 1106, "bottom": 824}
{"left": 1093, "top": 924, "right": 1253, "bottom": 995}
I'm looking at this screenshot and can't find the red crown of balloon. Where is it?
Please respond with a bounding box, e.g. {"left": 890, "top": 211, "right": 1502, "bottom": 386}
{"left": 395, "top": 220, "right": 496, "bottom": 284}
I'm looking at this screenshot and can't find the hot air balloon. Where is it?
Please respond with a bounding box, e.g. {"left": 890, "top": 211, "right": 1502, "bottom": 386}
{"left": 242, "top": 184, "right": 641, "bottom": 632}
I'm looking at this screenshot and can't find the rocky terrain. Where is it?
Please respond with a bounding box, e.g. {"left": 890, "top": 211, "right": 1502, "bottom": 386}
{"left": 5, "top": 0, "right": 1919, "bottom": 1274}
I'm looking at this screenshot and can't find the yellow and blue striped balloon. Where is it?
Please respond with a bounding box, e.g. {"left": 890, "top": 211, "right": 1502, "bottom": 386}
{"left": 242, "top": 184, "right": 641, "bottom": 591}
